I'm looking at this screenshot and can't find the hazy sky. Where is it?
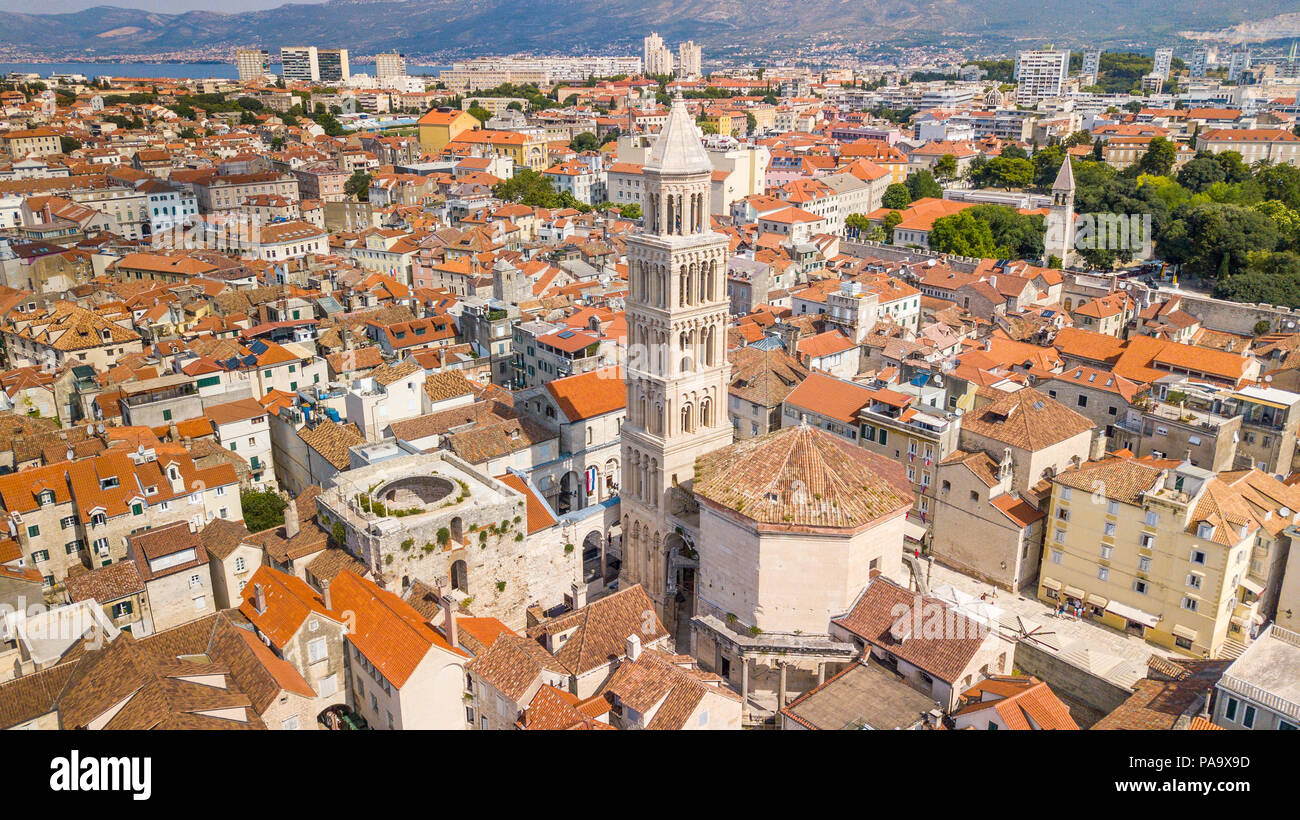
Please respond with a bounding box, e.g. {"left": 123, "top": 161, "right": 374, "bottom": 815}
{"left": 0, "top": 0, "right": 326, "bottom": 13}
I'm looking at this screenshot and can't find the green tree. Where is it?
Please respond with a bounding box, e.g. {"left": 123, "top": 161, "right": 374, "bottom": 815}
{"left": 1032, "top": 145, "right": 1066, "bottom": 188}
{"left": 933, "top": 153, "right": 958, "bottom": 181}
{"left": 1136, "top": 136, "right": 1176, "bottom": 177}
{"left": 967, "top": 204, "right": 1045, "bottom": 259}
{"left": 929, "top": 210, "right": 999, "bottom": 257}
{"left": 1212, "top": 252, "right": 1300, "bottom": 306}
{"left": 881, "top": 183, "right": 912, "bottom": 210}
{"left": 1254, "top": 200, "right": 1300, "bottom": 251}
{"left": 467, "top": 103, "right": 492, "bottom": 123}
{"left": 846, "top": 213, "right": 873, "bottom": 236}
{"left": 58, "top": 135, "right": 81, "bottom": 153}
{"left": 745, "top": 111, "right": 757, "bottom": 135}
{"left": 492, "top": 168, "right": 560, "bottom": 207}
{"left": 974, "top": 156, "right": 1034, "bottom": 189}
{"left": 1257, "top": 164, "right": 1300, "bottom": 210}
{"left": 241, "top": 489, "right": 287, "bottom": 533}
{"left": 618, "top": 202, "right": 642, "bottom": 219}
{"left": 905, "top": 170, "right": 943, "bottom": 200}
{"left": 1157, "top": 202, "right": 1281, "bottom": 280}
{"left": 883, "top": 211, "right": 904, "bottom": 244}
{"left": 344, "top": 170, "right": 373, "bottom": 202}
{"left": 569, "top": 131, "right": 599, "bottom": 152}
{"left": 1063, "top": 130, "right": 1093, "bottom": 148}
{"left": 1176, "top": 155, "right": 1226, "bottom": 192}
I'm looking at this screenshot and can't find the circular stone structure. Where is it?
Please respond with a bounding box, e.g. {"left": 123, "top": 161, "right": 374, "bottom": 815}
{"left": 376, "top": 475, "right": 456, "bottom": 509}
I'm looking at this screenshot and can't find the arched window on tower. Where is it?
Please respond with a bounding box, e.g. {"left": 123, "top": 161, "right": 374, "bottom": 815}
{"left": 681, "top": 402, "right": 694, "bottom": 434}
{"left": 701, "top": 397, "right": 712, "bottom": 428}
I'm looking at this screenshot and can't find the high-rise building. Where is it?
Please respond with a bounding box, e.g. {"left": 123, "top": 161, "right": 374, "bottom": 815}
{"left": 1153, "top": 48, "right": 1174, "bottom": 80}
{"left": 1190, "top": 48, "right": 1209, "bottom": 78}
{"left": 678, "top": 41, "right": 702, "bottom": 78}
{"left": 318, "top": 49, "right": 350, "bottom": 83}
{"left": 375, "top": 52, "right": 406, "bottom": 78}
{"left": 280, "top": 46, "right": 320, "bottom": 83}
{"left": 620, "top": 94, "right": 732, "bottom": 631}
{"left": 235, "top": 48, "right": 270, "bottom": 83}
{"left": 1014, "top": 49, "right": 1068, "bottom": 103}
{"left": 1080, "top": 50, "right": 1102, "bottom": 84}
{"left": 643, "top": 32, "right": 674, "bottom": 76}
{"left": 1228, "top": 48, "right": 1252, "bottom": 82}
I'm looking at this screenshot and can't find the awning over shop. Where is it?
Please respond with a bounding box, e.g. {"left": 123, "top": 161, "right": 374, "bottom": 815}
{"left": 903, "top": 519, "right": 928, "bottom": 542}
{"left": 1086, "top": 593, "right": 1110, "bottom": 608}
{"left": 1062, "top": 585, "right": 1086, "bottom": 601}
{"left": 1240, "top": 576, "right": 1264, "bottom": 596}
{"left": 1106, "top": 600, "right": 1160, "bottom": 628}
{"left": 1171, "top": 624, "right": 1199, "bottom": 641}
{"left": 1040, "top": 577, "right": 1062, "bottom": 591}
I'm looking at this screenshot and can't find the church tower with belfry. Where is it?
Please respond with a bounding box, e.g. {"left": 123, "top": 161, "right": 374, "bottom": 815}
{"left": 619, "top": 94, "right": 733, "bottom": 632}
{"left": 1047, "top": 156, "right": 1076, "bottom": 268}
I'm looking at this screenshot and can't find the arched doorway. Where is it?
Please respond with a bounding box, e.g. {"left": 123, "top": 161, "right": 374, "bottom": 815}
{"left": 558, "top": 470, "right": 582, "bottom": 514}
{"left": 451, "top": 560, "right": 468, "bottom": 594}
{"left": 581, "top": 530, "right": 604, "bottom": 587}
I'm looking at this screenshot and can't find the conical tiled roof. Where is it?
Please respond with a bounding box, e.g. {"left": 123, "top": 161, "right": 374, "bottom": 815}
{"left": 644, "top": 94, "right": 713, "bottom": 175}
{"left": 693, "top": 423, "right": 912, "bottom": 530}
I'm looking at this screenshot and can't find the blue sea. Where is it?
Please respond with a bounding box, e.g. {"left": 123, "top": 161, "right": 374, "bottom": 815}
{"left": 0, "top": 62, "right": 450, "bottom": 79}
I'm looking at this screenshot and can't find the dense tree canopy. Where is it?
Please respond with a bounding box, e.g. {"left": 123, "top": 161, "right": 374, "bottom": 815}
{"left": 905, "top": 170, "right": 943, "bottom": 201}
{"left": 881, "top": 183, "right": 912, "bottom": 210}
{"left": 1156, "top": 202, "right": 1280, "bottom": 279}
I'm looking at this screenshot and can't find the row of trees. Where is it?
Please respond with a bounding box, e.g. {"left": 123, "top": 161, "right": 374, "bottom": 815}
{"left": 953, "top": 134, "right": 1300, "bottom": 300}
{"left": 491, "top": 168, "right": 641, "bottom": 217}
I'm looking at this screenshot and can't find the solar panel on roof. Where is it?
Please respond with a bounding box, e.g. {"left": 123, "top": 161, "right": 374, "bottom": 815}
{"left": 557, "top": 330, "right": 575, "bottom": 339}
{"left": 249, "top": 340, "right": 269, "bottom": 354}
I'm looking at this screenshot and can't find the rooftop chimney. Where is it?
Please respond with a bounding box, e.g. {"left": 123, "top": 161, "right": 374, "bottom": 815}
{"left": 283, "top": 497, "right": 300, "bottom": 539}
{"left": 571, "top": 581, "right": 587, "bottom": 611}
{"left": 320, "top": 578, "right": 332, "bottom": 611}
{"left": 625, "top": 633, "right": 642, "bottom": 662}
{"left": 253, "top": 583, "right": 266, "bottom": 614}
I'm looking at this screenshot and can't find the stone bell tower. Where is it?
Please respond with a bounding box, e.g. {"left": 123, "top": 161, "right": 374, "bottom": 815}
{"left": 620, "top": 94, "right": 733, "bottom": 627}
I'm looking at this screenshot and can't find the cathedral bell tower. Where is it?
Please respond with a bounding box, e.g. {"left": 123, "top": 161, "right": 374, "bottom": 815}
{"left": 620, "top": 94, "right": 733, "bottom": 629}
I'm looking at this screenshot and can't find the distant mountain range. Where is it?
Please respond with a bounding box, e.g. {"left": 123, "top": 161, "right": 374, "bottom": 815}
{"left": 1, "top": 0, "right": 1298, "bottom": 59}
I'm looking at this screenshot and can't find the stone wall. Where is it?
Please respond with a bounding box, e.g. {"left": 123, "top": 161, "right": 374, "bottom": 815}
{"left": 1013, "top": 640, "right": 1131, "bottom": 728}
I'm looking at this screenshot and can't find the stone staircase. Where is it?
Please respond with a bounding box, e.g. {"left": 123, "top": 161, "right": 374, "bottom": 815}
{"left": 1216, "top": 637, "right": 1249, "bottom": 661}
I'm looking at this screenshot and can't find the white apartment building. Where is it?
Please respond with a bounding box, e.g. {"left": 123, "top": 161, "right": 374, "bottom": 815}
{"left": 644, "top": 32, "right": 674, "bottom": 76}
{"left": 236, "top": 49, "right": 270, "bottom": 83}
{"left": 1153, "top": 48, "right": 1174, "bottom": 80}
{"left": 678, "top": 41, "right": 702, "bottom": 78}
{"left": 1015, "top": 49, "right": 1068, "bottom": 103}
{"left": 281, "top": 47, "right": 320, "bottom": 84}
{"left": 375, "top": 53, "right": 407, "bottom": 78}
{"left": 318, "top": 49, "right": 350, "bottom": 83}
